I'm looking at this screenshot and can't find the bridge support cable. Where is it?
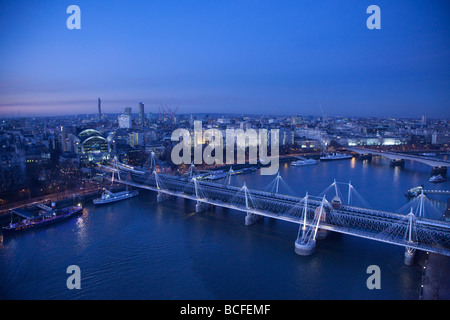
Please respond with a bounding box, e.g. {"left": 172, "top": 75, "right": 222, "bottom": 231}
{"left": 375, "top": 207, "right": 449, "bottom": 263}
{"left": 334, "top": 179, "right": 339, "bottom": 199}
{"left": 144, "top": 151, "right": 170, "bottom": 173}
{"left": 319, "top": 180, "right": 372, "bottom": 208}
{"left": 346, "top": 182, "right": 372, "bottom": 208}
{"left": 397, "top": 191, "right": 444, "bottom": 220}
{"left": 319, "top": 180, "right": 344, "bottom": 203}
{"left": 188, "top": 162, "right": 197, "bottom": 180}
{"left": 275, "top": 172, "right": 280, "bottom": 194}
{"left": 264, "top": 172, "right": 297, "bottom": 196}
{"left": 285, "top": 192, "right": 310, "bottom": 222}
{"left": 347, "top": 181, "right": 352, "bottom": 206}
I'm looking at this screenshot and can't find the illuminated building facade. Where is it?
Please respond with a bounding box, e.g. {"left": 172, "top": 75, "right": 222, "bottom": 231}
{"left": 77, "top": 129, "right": 111, "bottom": 165}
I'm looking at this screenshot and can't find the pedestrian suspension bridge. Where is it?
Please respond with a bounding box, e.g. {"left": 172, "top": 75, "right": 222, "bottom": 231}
{"left": 99, "top": 156, "right": 450, "bottom": 265}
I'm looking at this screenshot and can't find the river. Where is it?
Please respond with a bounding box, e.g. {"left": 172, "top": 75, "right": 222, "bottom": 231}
{"left": 1, "top": 155, "right": 448, "bottom": 299}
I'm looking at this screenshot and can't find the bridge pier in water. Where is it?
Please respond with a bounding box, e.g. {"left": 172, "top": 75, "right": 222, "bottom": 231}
{"left": 358, "top": 153, "right": 372, "bottom": 161}
{"left": 404, "top": 248, "right": 416, "bottom": 266}
{"left": 157, "top": 192, "right": 172, "bottom": 203}
{"left": 195, "top": 202, "right": 210, "bottom": 213}
{"left": 245, "top": 213, "right": 262, "bottom": 225}
{"left": 294, "top": 239, "right": 316, "bottom": 256}
{"left": 390, "top": 159, "right": 405, "bottom": 167}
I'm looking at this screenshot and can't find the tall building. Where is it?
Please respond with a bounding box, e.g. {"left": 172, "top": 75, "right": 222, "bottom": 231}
{"left": 118, "top": 114, "right": 132, "bottom": 129}
{"left": 421, "top": 114, "right": 427, "bottom": 125}
{"left": 98, "top": 98, "right": 102, "bottom": 119}
{"left": 125, "top": 107, "right": 132, "bottom": 116}
{"left": 60, "top": 126, "right": 68, "bottom": 153}
{"left": 129, "top": 132, "right": 143, "bottom": 147}
{"left": 139, "top": 102, "right": 145, "bottom": 125}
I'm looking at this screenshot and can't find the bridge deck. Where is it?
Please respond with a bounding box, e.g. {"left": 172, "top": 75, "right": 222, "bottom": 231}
{"left": 102, "top": 164, "right": 450, "bottom": 257}
{"left": 347, "top": 147, "right": 450, "bottom": 167}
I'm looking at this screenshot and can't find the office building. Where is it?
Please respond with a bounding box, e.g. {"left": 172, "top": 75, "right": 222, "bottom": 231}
{"left": 118, "top": 114, "right": 132, "bottom": 129}
{"left": 139, "top": 102, "right": 145, "bottom": 125}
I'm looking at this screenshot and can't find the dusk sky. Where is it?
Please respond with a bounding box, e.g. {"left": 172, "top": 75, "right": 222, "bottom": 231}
{"left": 0, "top": 0, "right": 449, "bottom": 118}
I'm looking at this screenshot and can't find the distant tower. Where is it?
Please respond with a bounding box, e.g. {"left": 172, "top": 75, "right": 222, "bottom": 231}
{"left": 421, "top": 114, "right": 427, "bottom": 125}
{"left": 139, "top": 102, "right": 145, "bottom": 125}
{"left": 125, "top": 107, "right": 132, "bottom": 116}
{"left": 98, "top": 98, "right": 102, "bottom": 119}
{"left": 60, "top": 126, "right": 68, "bottom": 153}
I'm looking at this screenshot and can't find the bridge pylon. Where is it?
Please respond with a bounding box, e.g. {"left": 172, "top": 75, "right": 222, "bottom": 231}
{"left": 193, "top": 177, "right": 208, "bottom": 212}
{"left": 224, "top": 166, "right": 234, "bottom": 186}
{"left": 294, "top": 194, "right": 329, "bottom": 256}
{"left": 243, "top": 182, "right": 261, "bottom": 225}
{"left": 295, "top": 192, "right": 317, "bottom": 256}
{"left": 111, "top": 155, "right": 121, "bottom": 184}
{"left": 404, "top": 210, "right": 417, "bottom": 266}
{"left": 188, "top": 162, "right": 196, "bottom": 180}
{"left": 154, "top": 170, "right": 171, "bottom": 202}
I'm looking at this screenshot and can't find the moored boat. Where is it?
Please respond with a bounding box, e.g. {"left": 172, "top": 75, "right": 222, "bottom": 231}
{"left": 429, "top": 175, "right": 446, "bottom": 183}
{"left": 405, "top": 186, "right": 424, "bottom": 197}
{"left": 2, "top": 205, "right": 83, "bottom": 236}
{"left": 291, "top": 159, "right": 318, "bottom": 166}
{"left": 320, "top": 153, "right": 353, "bottom": 161}
{"left": 93, "top": 188, "right": 139, "bottom": 205}
{"left": 205, "top": 171, "right": 228, "bottom": 180}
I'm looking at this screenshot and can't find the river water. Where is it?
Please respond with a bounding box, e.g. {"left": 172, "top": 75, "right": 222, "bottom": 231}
{"left": 1, "top": 155, "right": 448, "bottom": 300}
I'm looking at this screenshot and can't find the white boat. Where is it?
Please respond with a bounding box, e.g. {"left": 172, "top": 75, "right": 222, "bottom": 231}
{"left": 291, "top": 159, "right": 318, "bottom": 166}
{"left": 93, "top": 189, "right": 139, "bottom": 205}
{"left": 429, "top": 175, "right": 446, "bottom": 183}
{"left": 205, "top": 171, "right": 228, "bottom": 180}
{"left": 320, "top": 153, "right": 353, "bottom": 161}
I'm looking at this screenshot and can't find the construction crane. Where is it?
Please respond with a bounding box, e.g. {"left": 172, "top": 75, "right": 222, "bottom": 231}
{"left": 159, "top": 104, "right": 179, "bottom": 122}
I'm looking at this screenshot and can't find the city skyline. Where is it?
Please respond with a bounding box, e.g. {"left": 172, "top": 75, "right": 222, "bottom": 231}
{"left": 1, "top": 1, "right": 450, "bottom": 118}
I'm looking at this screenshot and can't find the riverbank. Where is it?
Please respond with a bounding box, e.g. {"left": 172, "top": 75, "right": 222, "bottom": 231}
{"left": 0, "top": 187, "right": 104, "bottom": 226}
{"left": 418, "top": 252, "right": 450, "bottom": 300}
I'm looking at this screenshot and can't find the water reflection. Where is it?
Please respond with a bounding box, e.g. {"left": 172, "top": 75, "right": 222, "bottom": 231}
{"left": 350, "top": 157, "right": 356, "bottom": 169}
{"left": 75, "top": 209, "right": 88, "bottom": 246}
{"left": 393, "top": 166, "right": 401, "bottom": 183}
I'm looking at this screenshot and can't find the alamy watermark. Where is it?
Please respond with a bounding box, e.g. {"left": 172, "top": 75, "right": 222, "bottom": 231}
{"left": 66, "top": 5, "right": 380, "bottom": 31}
{"left": 366, "top": 5, "right": 381, "bottom": 30}
{"left": 66, "top": 265, "right": 81, "bottom": 290}
{"left": 66, "top": 5, "right": 81, "bottom": 30}
{"left": 366, "top": 265, "right": 381, "bottom": 290}
{"left": 171, "top": 121, "right": 279, "bottom": 176}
